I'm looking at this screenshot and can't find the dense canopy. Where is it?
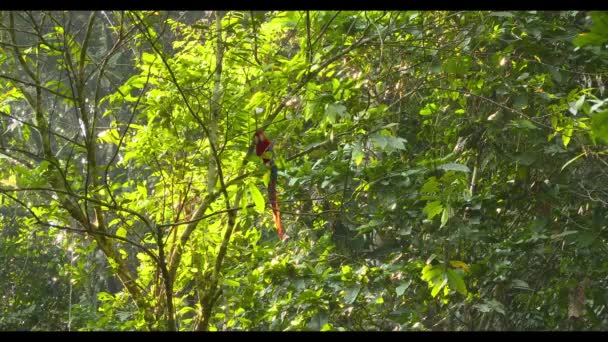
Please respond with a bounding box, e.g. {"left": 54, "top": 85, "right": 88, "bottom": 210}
{"left": 0, "top": 11, "right": 607, "bottom": 331}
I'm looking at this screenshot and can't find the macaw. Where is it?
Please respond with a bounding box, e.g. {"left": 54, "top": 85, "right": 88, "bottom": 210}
{"left": 253, "top": 131, "right": 284, "bottom": 240}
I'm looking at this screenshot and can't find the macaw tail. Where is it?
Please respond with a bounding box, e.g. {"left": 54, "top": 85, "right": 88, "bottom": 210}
{"left": 268, "top": 161, "right": 283, "bottom": 240}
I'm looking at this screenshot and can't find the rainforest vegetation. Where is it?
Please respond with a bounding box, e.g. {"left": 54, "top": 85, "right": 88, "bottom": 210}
{"left": 1, "top": 11, "right": 607, "bottom": 331}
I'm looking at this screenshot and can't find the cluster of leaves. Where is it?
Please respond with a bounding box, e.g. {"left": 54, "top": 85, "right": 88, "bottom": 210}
{"left": 0, "top": 10, "right": 607, "bottom": 331}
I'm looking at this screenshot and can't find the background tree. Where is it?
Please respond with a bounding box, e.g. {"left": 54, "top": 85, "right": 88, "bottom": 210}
{"left": 0, "top": 10, "right": 606, "bottom": 331}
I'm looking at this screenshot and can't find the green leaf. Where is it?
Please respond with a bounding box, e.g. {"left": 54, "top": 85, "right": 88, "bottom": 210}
{"left": 474, "top": 303, "right": 492, "bottom": 313}
{"left": 137, "top": 184, "right": 147, "bottom": 198}
{"left": 352, "top": 142, "right": 364, "bottom": 166}
{"left": 177, "top": 306, "right": 196, "bottom": 317}
{"left": 141, "top": 52, "right": 156, "bottom": 65}
{"left": 548, "top": 66, "right": 563, "bottom": 83}
{"left": 510, "top": 119, "right": 539, "bottom": 130}
{"left": 248, "top": 183, "right": 266, "bottom": 214}
{"left": 514, "top": 152, "right": 538, "bottom": 166}
{"left": 421, "top": 264, "right": 442, "bottom": 282}
{"left": 332, "top": 78, "right": 340, "bottom": 92}
{"left": 356, "top": 219, "right": 383, "bottom": 234}
{"left": 440, "top": 205, "right": 450, "bottom": 228}
{"left": 431, "top": 277, "right": 447, "bottom": 298}
{"left": 118, "top": 249, "right": 128, "bottom": 260}
{"left": 513, "top": 94, "right": 528, "bottom": 109}
{"left": 438, "top": 162, "right": 470, "bottom": 173}
{"left": 550, "top": 230, "right": 578, "bottom": 240}
{"left": 489, "top": 11, "right": 514, "bottom": 17}
{"left": 475, "top": 300, "right": 505, "bottom": 315}
{"left": 344, "top": 285, "right": 361, "bottom": 304}
{"left": 98, "top": 292, "right": 114, "bottom": 301}
{"left": 325, "top": 103, "right": 347, "bottom": 124}
{"left": 591, "top": 110, "right": 608, "bottom": 144}
{"left": 510, "top": 279, "right": 531, "bottom": 291}
{"left": 446, "top": 269, "right": 467, "bottom": 295}
{"left": 576, "top": 231, "right": 596, "bottom": 247}
{"left": 423, "top": 201, "right": 443, "bottom": 220}
{"left": 98, "top": 128, "right": 121, "bottom": 145}
{"left": 573, "top": 32, "right": 607, "bottom": 47}
{"left": 421, "top": 177, "right": 439, "bottom": 194}
{"left": 223, "top": 279, "right": 240, "bottom": 287}
{"left": 341, "top": 265, "right": 352, "bottom": 278}
{"left": 307, "top": 311, "right": 329, "bottom": 331}
{"left": 396, "top": 280, "right": 412, "bottom": 296}
{"left": 487, "top": 300, "right": 506, "bottom": 315}
{"left": 321, "top": 324, "right": 332, "bottom": 331}
{"left": 22, "top": 124, "right": 30, "bottom": 142}
{"left": 419, "top": 103, "right": 438, "bottom": 116}
{"left": 385, "top": 136, "right": 407, "bottom": 152}
{"left": 371, "top": 133, "right": 407, "bottom": 153}
{"left": 442, "top": 56, "right": 472, "bottom": 75}
{"left": 563, "top": 123, "right": 573, "bottom": 147}
{"left": 569, "top": 95, "right": 585, "bottom": 116}
{"left": 370, "top": 134, "right": 387, "bottom": 150}
{"left": 116, "top": 227, "right": 127, "bottom": 239}
{"left": 573, "top": 12, "right": 608, "bottom": 47}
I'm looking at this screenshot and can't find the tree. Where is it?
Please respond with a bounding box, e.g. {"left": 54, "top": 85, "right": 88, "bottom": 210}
{"left": 0, "top": 10, "right": 606, "bottom": 331}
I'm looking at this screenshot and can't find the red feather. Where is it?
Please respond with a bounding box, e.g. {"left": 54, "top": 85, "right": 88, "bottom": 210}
{"left": 253, "top": 131, "right": 283, "bottom": 240}
{"left": 254, "top": 131, "right": 272, "bottom": 163}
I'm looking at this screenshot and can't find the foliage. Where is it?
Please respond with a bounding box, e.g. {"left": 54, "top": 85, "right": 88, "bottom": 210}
{"left": 0, "top": 10, "right": 606, "bottom": 331}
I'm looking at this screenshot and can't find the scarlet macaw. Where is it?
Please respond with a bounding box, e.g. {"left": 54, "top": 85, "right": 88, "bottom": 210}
{"left": 253, "top": 131, "right": 283, "bottom": 240}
